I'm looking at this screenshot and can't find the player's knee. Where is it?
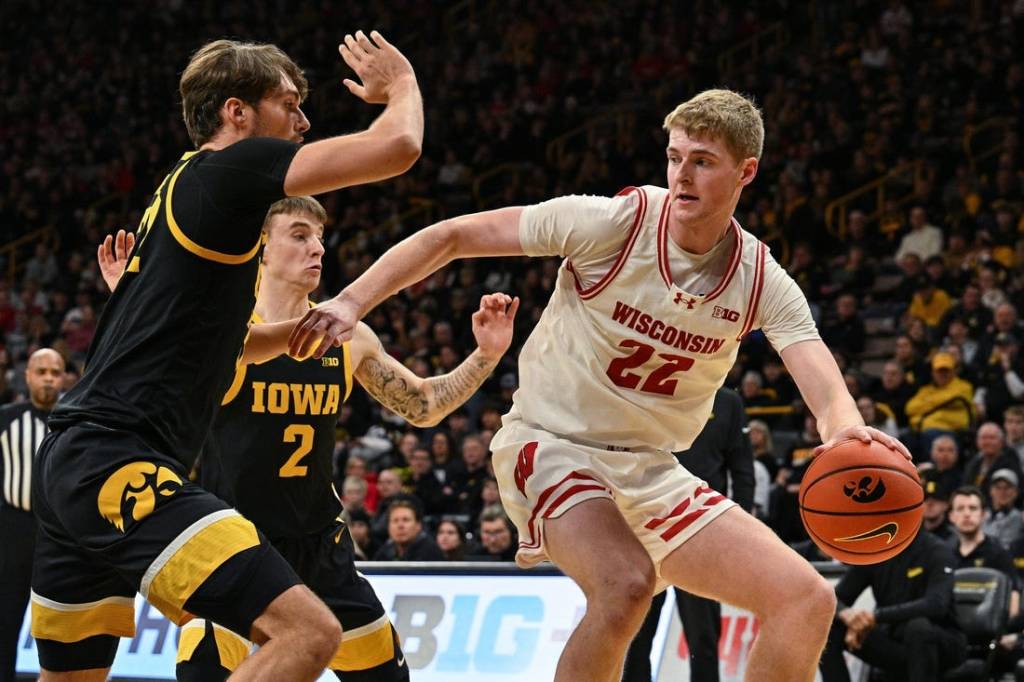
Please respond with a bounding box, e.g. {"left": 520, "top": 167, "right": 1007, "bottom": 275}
{"left": 902, "top": 617, "right": 934, "bottom": 644}
{"left": 803, "top": 575, "right": 836, "bottom": 624}
{"left": 300, "top": 609, "right": 342, "bottom": 666}
{"left": 599, "top": 563, "right": 656, "bottom": 623}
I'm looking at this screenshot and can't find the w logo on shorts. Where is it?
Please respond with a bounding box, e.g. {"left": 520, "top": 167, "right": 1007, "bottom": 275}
{"left": 513, "top": 442, "right": 538, "bottom": 496}
{"left": 97, "top": 462, "right": 183, "bottom": 532}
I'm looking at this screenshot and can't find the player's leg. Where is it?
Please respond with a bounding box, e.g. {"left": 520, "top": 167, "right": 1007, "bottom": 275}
{"left": 675, "top": 588, "right": 721, "bottom": 682}
{"left": 176, "top": 619, "right": 246, "bottom": 681}
{"left": 621, "top": 590, "right": 666, "bottom": 682}
{"left": 658, "top": 507, "right": 836, "bottom": 682}
{"left": 544, "top": 498, "right": 657, "bottom": 682}
{"left": 0, "top": 506, "right": 35, "bottom": 682}
{"left": 304, "top": 518, "right": 408, "bottom": 681}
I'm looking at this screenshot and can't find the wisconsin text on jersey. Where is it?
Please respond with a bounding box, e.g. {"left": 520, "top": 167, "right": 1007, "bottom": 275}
{"left": 611, "top": 300, "right": 727, "bottom": 355}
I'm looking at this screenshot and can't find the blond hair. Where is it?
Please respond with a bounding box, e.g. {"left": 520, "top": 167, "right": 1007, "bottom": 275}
{"left": 262, "top": 196, "right": 327, "bottom": 231}
{"left": 180, "top": 39, "right": 308, "bottom": 147}
{"left": 663, "top": 89, "right": 764, "bottom": 162}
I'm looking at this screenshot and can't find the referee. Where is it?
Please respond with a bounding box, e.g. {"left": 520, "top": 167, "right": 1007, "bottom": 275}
{"left": 0, "top": 348, "right": 64, "bottom": 682}
{"left": 623, "top": 387, "right": 755, "bottom": 682}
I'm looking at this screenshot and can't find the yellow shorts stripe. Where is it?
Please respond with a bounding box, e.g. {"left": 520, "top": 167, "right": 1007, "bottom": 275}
{"left": 330, "top": 617, "right": 396, "bottom": 671}
{"left": 177, "top": 620, "right": 250, "bottom": 671}
{"left": 143, "top": 510, "right": 259, "bottom": 625}
{"left": 30, "top": 593, "right": 135, "bottom": 643}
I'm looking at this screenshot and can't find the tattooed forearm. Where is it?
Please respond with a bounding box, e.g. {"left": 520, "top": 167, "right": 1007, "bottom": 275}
{"left": 427, "top": 350, "right": 498, "bottom": 415}
{"left": 356, "top": 357, "right": 430, "bottom": 424}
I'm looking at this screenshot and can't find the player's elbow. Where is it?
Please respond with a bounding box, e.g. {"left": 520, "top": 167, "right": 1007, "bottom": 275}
{"left": 410, "top": 412, "right": 444, "bottom": 429}
{"left": 382, "top": 133, "right": 420, "bottom": 176}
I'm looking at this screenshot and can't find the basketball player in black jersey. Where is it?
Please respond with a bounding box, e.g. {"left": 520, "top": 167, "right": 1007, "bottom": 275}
{"left": 31, "top": 33, "right": 422, "bottom": 682}
{"left": 99, "top": 196, "right": 518, "bottom": 680}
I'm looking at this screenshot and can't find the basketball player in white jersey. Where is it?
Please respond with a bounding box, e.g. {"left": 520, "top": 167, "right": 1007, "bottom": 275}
{"left": 289, "top": 89, "right": 912, "bottom": 682}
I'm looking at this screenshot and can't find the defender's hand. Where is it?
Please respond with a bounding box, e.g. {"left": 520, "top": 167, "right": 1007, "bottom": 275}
{"left": 472, "top": 294, "right": 519, "bottom": 361}
{"left": 97, "top": 229, "right": 135, "bottom": 293}
{"left": 288, "top": 293, "right": 360, "bottom": 360}
{"left": 339, "top": 30, "right": 416, "bottom": 104}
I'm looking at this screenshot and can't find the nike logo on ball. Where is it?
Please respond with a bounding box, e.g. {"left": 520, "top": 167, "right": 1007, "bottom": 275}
{"left": 834, "top": 522, "right": 899, "bottom": 545}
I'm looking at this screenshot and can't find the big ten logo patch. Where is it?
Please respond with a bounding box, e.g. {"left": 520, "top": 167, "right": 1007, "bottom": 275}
{"left": 712, "top": 305, "right": 740, "bottom": 322}
{"left": 322, "top": 356, "right": 339, "bottom": 367}
{"left": 98, "top": 462, "right": 183, "bottom": 532}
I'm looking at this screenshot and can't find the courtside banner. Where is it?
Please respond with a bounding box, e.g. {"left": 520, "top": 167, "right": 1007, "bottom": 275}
{"left": 16, "top": 562, "right": 854, "bottom": 681}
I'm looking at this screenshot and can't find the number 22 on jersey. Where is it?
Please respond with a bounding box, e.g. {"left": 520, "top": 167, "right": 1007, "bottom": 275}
{"left": 605, "top": 340, "right": 695, "bottom": 396}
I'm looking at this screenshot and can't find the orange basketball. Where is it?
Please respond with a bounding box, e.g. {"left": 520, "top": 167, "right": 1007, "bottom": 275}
{"left": 799, "top": 438, "right": 923, "bottom": 565}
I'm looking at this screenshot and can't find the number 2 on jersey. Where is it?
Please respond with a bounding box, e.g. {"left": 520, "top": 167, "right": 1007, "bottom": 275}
{"left": 279, "top": 424, "right": 314, "bottom": 477}
{"left": 605, "top": 340, "right": 695, "bottom": 396}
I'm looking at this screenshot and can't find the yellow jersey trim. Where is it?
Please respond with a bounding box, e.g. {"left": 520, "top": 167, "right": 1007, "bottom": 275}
{"left": 164, "top": 155, "right": 262, "bottom": 265}
{"left": 343, "top": 341, "right": 353, "bottom": 403}
{"left": 31, "top": 596, "right": 136, "bottom": 643}
{"left": 330, "top": 618, "right": 395, "bottom": 671}
{"left": 221, "top": 363, "right": 248, "bottom": 406}
{"left": 145, "top": 511, "right": 259, "bottom": 625}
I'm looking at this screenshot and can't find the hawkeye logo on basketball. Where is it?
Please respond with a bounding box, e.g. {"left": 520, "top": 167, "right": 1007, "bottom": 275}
{"left": 712, "top": 305, "right": 740, "bottom": 322}
{"left": 97, "top": 462, "right": 183, "bottom": 532}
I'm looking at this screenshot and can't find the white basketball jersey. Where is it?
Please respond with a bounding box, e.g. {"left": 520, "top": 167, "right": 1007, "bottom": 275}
{"left": 492, "top": 185, "right": 818, "bottom": 454}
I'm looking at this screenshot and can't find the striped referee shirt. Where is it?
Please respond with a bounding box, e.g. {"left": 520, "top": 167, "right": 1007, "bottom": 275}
{"left": 0, "top": 402, "right": 49, "bottom": 512}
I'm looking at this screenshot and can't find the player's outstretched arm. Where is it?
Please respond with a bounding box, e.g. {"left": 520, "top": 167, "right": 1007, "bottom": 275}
{"left": 283, "top": 30, "right": 422, "bottom": 196}
{"left": 351, "top": 293, "right": 519, "bottom": 427}
{"left": 289, "top": 206, "right": 524, "bottom": 359}
{"left": 97, "top": 229, "right": 136, "bottom": 292}
{"left": 781, "top": 339, "right": 911, "bottom": 460}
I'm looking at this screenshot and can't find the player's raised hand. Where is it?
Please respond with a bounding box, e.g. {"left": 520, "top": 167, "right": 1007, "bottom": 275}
{"left": 338, "top": 30, "right": 416, "bottom": 104}
{"left": 471, "top": 293, "right": 520, "bottom": 360}
{"left": 288, "top": 294, "right": 360, "bottom": 360}
{"left": 97, "top": 229, "right": 135, "bottom": 293}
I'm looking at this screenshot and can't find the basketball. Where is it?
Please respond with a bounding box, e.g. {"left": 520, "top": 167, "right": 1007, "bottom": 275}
{"left": 799, "top": 438, "right": 923, "bottom": 565}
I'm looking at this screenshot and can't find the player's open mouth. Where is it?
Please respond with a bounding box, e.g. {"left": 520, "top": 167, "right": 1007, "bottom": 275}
{"left": 676, "top": 193, "right": 698, "bottom": 203}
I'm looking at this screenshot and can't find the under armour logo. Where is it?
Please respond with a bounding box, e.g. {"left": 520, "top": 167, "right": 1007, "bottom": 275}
{"left": 673, "top": 293, "right": 696, "bottom": 309}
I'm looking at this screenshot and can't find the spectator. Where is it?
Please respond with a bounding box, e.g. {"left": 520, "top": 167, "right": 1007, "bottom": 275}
{"left": 893, "top": 335, "right": 929, "bottom": 388}
{"left": 982, "top": 469, "right": 1024, "bottom": 550}
{"left": 340, "top": 475, "right": 368, "bottom": 515}
{"left": 894, "top": 206, "right": 943, "bottom": 262}
{"left": 408, "top": 446, "right": 449, "bottom": 517}
{"left": 939, "top": 284, "right": 992, "bottom": 341}
{"left": 435, "top": 518, "right": 469, "bottom": 561}
{"left": 857, "top": 396, "right": 898, "bottom": 438}
{"left": 907, "top": 275, "right": 952, "bottom": 330}
{"left": 904, "top": 352, "right": 974, "bottom": 446}
{"left": 919, "top": 435, "right": 963, "bottom": 494}
{"left": 920, "top": 472, "right": 956, "bottom": 544}
{"left": 373, "top": 499, "right": 445, "bottom": 561}
{"left": 344, "top": 508, "right": 376, "bottom": 560}
{"left": 748, "top": 419, "right": 779, "bottom": 481}
{"left": 820, "top": 294, "right": 866, "bottom": 357}
{"left": 450, "top": 433, "right": 489, "bottom": 517}
{"left": 1005, "top": 406, "right": 1024, "bottom": 466}
{"left": 819, "top": 530, "right": 965, "bottom": 682}
{"left": 872, "top": 360, "right": 915, "bottom": 429}
{"left": 466, "top": 506, "right": 516, "bottom": 562}
{"left": 949, "top": 486, "right": 1020, "bottom": 617}
{"left": 963, "top": 423, "right": 1024, "bottom": 497}
{"left": 974, "top": 333, "right": 1024, "bottom": 424}
{"left": 370, "top": 468, "right": 407, "bottom": 544}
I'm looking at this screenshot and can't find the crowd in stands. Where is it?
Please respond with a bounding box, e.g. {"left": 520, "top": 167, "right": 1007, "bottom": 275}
{"left": 1, "top": 1, "right": 1024, "bottom": 575}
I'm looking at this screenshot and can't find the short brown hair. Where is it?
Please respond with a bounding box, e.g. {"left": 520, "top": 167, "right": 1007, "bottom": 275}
{"left": 262, "top": 196, "right": 327, "bottom": 231}
{"left": 663, "top": 89, "right": 764, "bottom": 162}
{"left": 180, "top": 39, "right": 308, "bottom": 147}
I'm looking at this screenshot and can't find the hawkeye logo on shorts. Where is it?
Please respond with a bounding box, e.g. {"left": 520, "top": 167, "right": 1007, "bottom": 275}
{"left": 97, "top": 462, "right": 183, "bottom": 532}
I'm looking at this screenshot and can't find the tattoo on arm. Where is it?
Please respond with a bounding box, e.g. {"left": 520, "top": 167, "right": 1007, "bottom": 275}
{"left": 356, "top": 344, "right": 430, "bottom": 424}
{"left": 427, "top": 351, "right": 496, "bottom": 414}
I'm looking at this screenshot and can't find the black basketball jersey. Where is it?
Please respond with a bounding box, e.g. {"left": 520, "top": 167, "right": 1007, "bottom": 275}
{"left": 200, "top": 327, "right": 352, "bottom": 540}
{"left": 50, "top": 138, "right": 299, "bottom": 468}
